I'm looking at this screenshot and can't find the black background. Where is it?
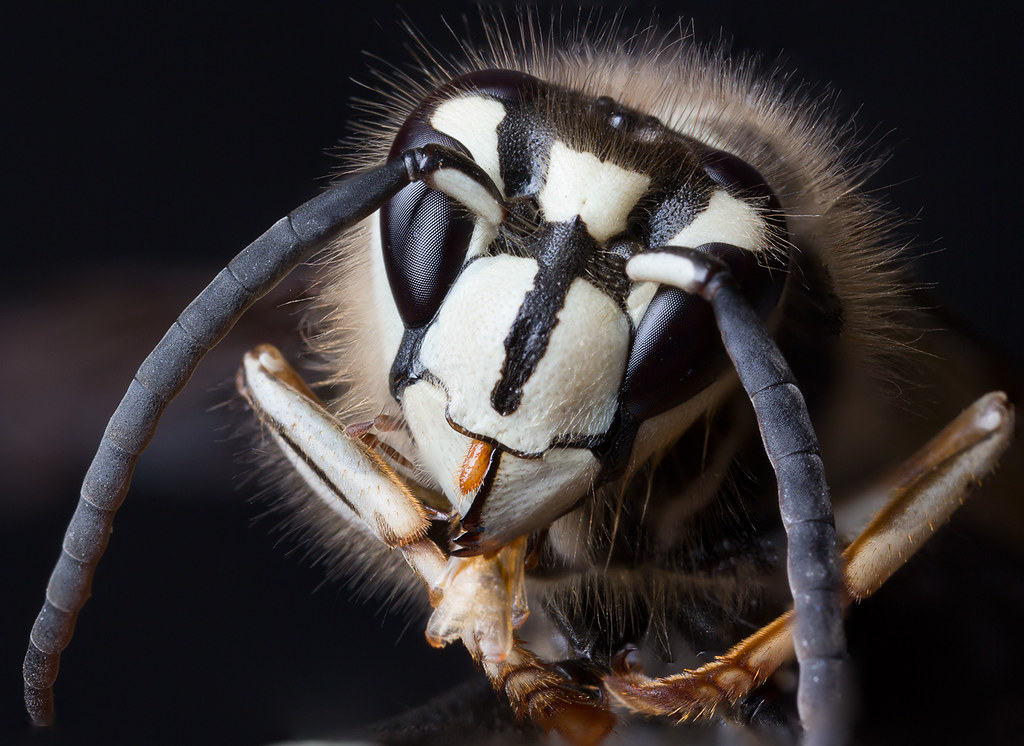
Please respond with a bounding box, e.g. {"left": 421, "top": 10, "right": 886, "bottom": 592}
{"left": 3, "top": 2, "right": 1022, "bottom": 744}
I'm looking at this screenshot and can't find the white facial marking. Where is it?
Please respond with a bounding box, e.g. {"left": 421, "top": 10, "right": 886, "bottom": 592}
{"left": 418, "top": 256, "right": 629, "bottom": 454}
{"left": 667, "top": 189, "right": 765, "bottom": 252}
{"left": 401, "top": 380, "right": 601, "bottom": 540}
{"left": 480, "top": 448, "right": 600, "bottom": 543}
{"left": 626, "top": 280, "right": 658, "bottom": 327}
{"left": 419, "top": 255, "right": 537, "bottom": 449}
{"left": 516, "top": 277, "right": 628, "bottom": 442}
{"left": 537, "top": 141, "right": 650, "bottom": 242}
{"left": 401, "top": 381, "right": 477, "bottom": 515}
{"left": 431, "top": 95, "right": 507, "bottom": 194}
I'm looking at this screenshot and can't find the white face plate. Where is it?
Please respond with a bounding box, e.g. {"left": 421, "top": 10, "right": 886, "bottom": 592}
{"left": 418, "top": 254, "right": 535, "bottom": 445}
{"left": 417, "top": 255, "right": 630, "bottom": 455}
{"left": 537, "top": 141, "right": 651, "bottom": 241}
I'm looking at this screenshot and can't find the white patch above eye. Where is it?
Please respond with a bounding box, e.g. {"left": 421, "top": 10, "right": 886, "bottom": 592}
{"left": 537, "top": 141, "right": 650, "bottom": 242}
{"left": 431, "top": 95, "right": 507, "bottom": 195}
{"left": 666, "top": 189, "right": 765, "bottom": 252}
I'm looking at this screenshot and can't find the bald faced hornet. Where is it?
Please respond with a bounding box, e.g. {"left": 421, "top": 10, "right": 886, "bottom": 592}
{"left": 23, "top": 12, "right": 1015, "bottom": 745}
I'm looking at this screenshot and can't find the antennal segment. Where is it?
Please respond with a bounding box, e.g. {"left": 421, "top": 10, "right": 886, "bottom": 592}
{"left": 23, "top": 156, "right": 416, "bottom": 726}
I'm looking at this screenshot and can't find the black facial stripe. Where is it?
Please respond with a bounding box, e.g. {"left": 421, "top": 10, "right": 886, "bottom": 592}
{"left": 389, "top": 323, "right": 430, "bottom": 399}
{"left": 490, "top": 218, "right": 601, "bottom": 416}
{"left": 496, "top": 102, "right": 552, "bottom": 197}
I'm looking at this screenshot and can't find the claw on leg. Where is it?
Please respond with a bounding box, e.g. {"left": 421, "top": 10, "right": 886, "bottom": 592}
{"left": 484, "top": 643, "right": 617, "bottom": 746}
{"left": 605, "top": 611, "right": 797, "bottom": 720}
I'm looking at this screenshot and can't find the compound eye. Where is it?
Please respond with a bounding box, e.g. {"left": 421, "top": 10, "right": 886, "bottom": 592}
{"left": 623, "top": 244, "right": 786, "bottom": 421}
{"left": 623, "top": 284, "right": 724, "bottom": 421}
{"left": 381, "top": 102, "right": 475, "bottom": 328}
{"left": 382, "top": 176, "right": 474, "bottom": 328}
{"left": 381, "top": 70, "right": 542, "bottom": 328}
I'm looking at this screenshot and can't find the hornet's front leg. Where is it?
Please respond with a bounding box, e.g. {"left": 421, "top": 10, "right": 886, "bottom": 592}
{"left": 239, "top": 345, "right": 525, "bottom": 643}
{"left": 238, "top": 345, "right": 444, "bottom": 583}
{"left": 237, "top": 346, "right": 615, "bottom": 744}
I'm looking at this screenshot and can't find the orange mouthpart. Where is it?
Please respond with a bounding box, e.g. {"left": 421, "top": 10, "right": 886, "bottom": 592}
{"left": 458, "top": 439, "right": 495, "bottom": 496}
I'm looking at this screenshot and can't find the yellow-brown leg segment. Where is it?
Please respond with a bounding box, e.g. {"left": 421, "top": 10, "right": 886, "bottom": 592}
{"left": 605, "top": 608, "right": 805, "bottom": 720}
{"left": 605, "top": 392, "right": 1013, "bottom": 720}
